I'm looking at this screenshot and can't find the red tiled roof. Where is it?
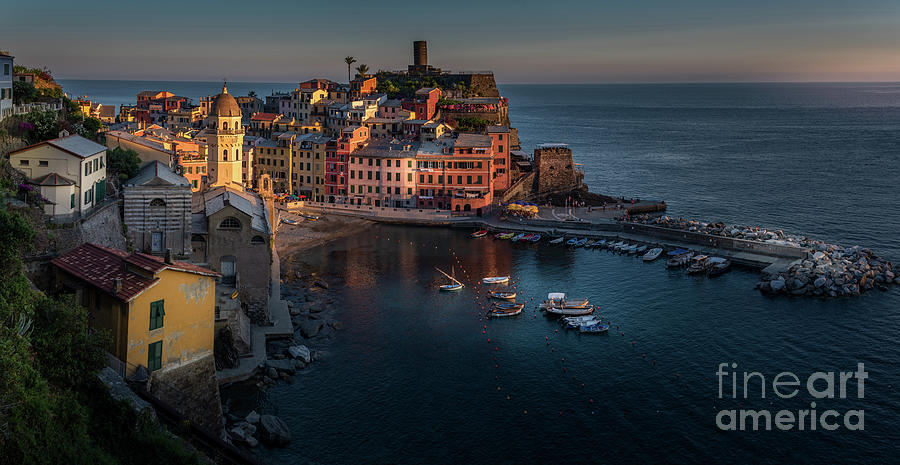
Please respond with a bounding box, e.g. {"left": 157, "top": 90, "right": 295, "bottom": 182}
{"left": 52, "top": 243, "right": 219, "bottom": 302}
{"left": 250, "top": 112, "right": 280, "bottom": 122}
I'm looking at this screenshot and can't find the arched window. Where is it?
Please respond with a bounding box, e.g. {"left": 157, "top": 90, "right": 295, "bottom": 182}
{"left": 218, "top": 217, "right": 241, "bottom": 230}
{"left": 149, "top": 198, "right": 166, "bottom": 207}
{"left": 223, "top": 121, "right": 229, "bottom": 131}
{"left": 223, "top": 149, "right": 228, "bottom": 161}
{"left": 250, "top": 235, "right": 265, "bottom": 245}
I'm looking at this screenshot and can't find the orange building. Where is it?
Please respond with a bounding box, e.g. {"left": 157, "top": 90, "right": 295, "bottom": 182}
{"left": 415, "top": 133, "right": 494, "bottom": 214}
{"left": 350, "top": 76, "right": 377, "bottom": 99}
{"left": 487, "top": 125, "right": 511, "bottom": 191}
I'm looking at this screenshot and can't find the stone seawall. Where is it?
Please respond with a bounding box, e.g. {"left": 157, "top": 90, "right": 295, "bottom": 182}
{"left": 149, "top": 353, "right": 225, "bottom": 435}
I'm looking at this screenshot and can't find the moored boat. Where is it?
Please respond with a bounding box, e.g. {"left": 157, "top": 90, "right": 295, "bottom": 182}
{"left": 529, "top": 233, "right": 542, "bottom": 243}
{"left": 686, "top": 255, "right": 711, "bottom": 274}
{"left": 549, "top": 237, "right": 565, "bottom": 244}
{"left": 707, "top": 257, "right": 732, "bottom": 277}
{"left": 545, "top": 305, "right": 595, "bottom": 316}
{"left": 666, "top": 249, "right": 693, "bottom": 268}
{"left": 471, "top": 230, "right": 488, "bottom": 238}
{"left": 579, "top": 323, "right": 610, "bottom": 334}
{"left": 489, "top": 290, "right": 517, "bottom": 300}
{"left": 499, "top": 232, "right": 515, "bottom": 240}
{"left": 643, "top": 247, "right": 663, "bottom": 261}
{"left": 564, "top": 317, "right": 601, "bottom": 329}
{"left": 281, "top": 218, "right": 299, "bottom": 225}
{"left": 566, "top": 237, "right": 579, "bottom": 246}
{"left": 489, "top": 303, "right": 524, "bottom": 317}
{"left": 436, "top": 266, "right": 464, "bottom": 291}
{"left": 539, "top": 293, "right": 591, "bottom": 311}
{"left": 635, "top": 245, "right": 648, "bottom": 254}
{"left": 562, "top": 315, "right": 600, "bottom": 325}
{"left": 511, "top": 233, "right": 526, "bottom": 242}
{"left": 483, "top": 276, "right": 510, "bottom": 285}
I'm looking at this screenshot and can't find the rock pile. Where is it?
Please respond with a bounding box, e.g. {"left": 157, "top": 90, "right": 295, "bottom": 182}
{"left": 624, "top": 215, "right": 808, "bottom": 247}
{"left": 758, "top": 245, "right": 898, "bottom": 297}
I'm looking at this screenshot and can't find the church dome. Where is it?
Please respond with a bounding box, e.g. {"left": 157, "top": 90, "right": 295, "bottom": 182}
{"left": 212, "top": 85, "right": 241, "bottom": 117}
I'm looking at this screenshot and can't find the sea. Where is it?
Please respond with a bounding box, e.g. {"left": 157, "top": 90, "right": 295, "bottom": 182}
{"left": 59, "top": 80, "right": 900, "bottom": 464}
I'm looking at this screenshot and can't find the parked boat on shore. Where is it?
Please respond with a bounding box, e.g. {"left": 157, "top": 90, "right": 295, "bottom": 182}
{"left": 281, "top": 218, "right": 299, "bottom": 225}
{"left": 529, "top": 233, "right": 542, "bottom": 243}
{"left": 471, "top": 230, "right": 488, "bottom": 238}
{"left": 549, "top": 237, "right": 565, "bottom": 244}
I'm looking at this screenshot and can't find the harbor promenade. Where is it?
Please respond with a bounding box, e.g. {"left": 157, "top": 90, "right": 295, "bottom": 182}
{"left": 281, "top": 201, "right": 809, "bottom": 269}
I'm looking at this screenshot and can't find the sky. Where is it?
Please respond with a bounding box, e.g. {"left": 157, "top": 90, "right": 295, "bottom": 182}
{"left": 3, "top": 0, "right": 900, "bottom": 83}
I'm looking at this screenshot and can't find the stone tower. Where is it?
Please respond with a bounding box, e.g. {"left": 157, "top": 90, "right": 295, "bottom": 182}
{"left": 206, "top": 84, "right": 244, "bottom": 188}
{"left": 533, "top": 144, "right": 583, "bottom": 194}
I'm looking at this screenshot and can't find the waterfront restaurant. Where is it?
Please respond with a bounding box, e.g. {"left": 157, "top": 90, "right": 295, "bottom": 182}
{"left": 415, "top": 133, "right": 495, "bottom": 214}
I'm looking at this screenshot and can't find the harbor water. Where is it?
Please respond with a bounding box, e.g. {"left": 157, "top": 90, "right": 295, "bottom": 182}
{"left": 58, "top": 80, "right": 900, "bottom": 463}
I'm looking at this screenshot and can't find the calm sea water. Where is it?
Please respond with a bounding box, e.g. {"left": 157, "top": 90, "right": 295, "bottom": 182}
{"left": 59, "top": 80, "right": 900, "bottom": 463}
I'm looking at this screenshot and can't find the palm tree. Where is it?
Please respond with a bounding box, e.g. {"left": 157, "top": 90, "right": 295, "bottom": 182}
{"left": 355, "top": 64, "right": 369, "bottom": 79}
{"left": 248, "top": 90, "right": 257, "bottom": 99}
{"left": 344, "top": 56, "right": 357, "bottom": 83}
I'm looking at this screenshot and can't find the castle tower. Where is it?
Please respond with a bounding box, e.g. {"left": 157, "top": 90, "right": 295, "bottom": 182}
{"left": 413, "top": 40, "right": 427, "bottom": 67}
{"left": 206, "top": 84, "right": 244, "bottom": 188}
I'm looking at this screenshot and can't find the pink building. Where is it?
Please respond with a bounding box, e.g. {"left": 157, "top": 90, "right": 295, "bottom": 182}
{"left": 487, "top": 125, "right": 511, "bottom": 191}
{"left": 348, "top": 141, "right": 419, "bottom": 208}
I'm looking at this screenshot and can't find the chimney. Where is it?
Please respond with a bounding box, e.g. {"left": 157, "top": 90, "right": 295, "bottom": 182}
{"left": 113, "top": 278, "right": 123, "bottom": 295}
{"left": 164, "top": 248, "right": 173, "bottom": 264}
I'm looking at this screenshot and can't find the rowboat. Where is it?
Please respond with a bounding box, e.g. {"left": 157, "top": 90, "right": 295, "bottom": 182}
{"left": 529, "top": 233, "right": 542, "bottom": 243}
{"left": 511, "top": 233, "right": 526, "bottom": 242}
{"left": 494, "top": 232, "right": 508, "bottom": 239}
{"left": 564, "top": 317, "right": 600, "bottom": 329}
{"left": 436, "top": 266, "right": 464, "bottom": 291}
{"left": 490, "top": 303, "right": 524, "bottom": 317}
{"left": 545, "top": 306, "right": 595, "bottom": 316}
{"left": 625, "top": 244, "right": 639, "bottom": 254}
{"left": 585, "top": 240, "right": 596, "bottom": 248}
{"left": 489, "top": 291, "right": 517, "bottom": 300}
{"left": 596, "top": 239, "right": 607, "bottom": 249}
{"left": 643, "top": 247, "right": 663, "bottom": 261}
{"left": 635, "top": 245, "right": 648, "bottom": 254}
{"left": 499, "top": 233, "right": 515, "bottom": 240}
{"left": 573, "top": 238, "right": 588, "bottom": 247}
{"left": 566, "top": 237, "right": 579, "bottom": 246}
{"left": 610, "top": 241, "right": 624, "bottom": 251}
{"left": 562, "top": 315, "right": 600, "bottom": 325}
{"left": 471, "top": 230, "right": 488, "bottom": 238}
{"left": 492, "top": 302, "right": 525, "bottom": 311}
{"left": 707, "top": 257, "right": 731, "bottom": 277}
{"left": 281, "top": 218, "right": 299, "bottom": 225}
{"left": 483, "top": 276, "right": 510, "bottom": 285}
{"left": 579, "top": 323, "right": 610, "bottom": 334}
{"left": 549, "top": 237, "right": 565, "bottom": 244}
{"left": 686, "top": 255, "right": 711, "bottom": 274}
{"left": 302, "top": 214, "right": 319, "bottom": 221}
{"left": 666, "top": 249, "right": 693, "bottom": 268}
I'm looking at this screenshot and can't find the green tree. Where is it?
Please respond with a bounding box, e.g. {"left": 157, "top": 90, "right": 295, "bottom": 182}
{"left": 344, "top": 56, "right": 357, "bottom": 83}
{"left": 13, "top": 81, "right": 38, "bottom": 104}
{"left": 77, "top": 117, "right": 103, "bottom": 141}
{"left": 248, "top": 90, "right": 257, "bottom": 99}
{"left": 107, "top": 146, "right": 141, "bottom": 182}
{"left": 355, "top": 64, "right": 370, "bottom": 79}
{"left": 24, "top": 110, "right": 60, "bottom": 142}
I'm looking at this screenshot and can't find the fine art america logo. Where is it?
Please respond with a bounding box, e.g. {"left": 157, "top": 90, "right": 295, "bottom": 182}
{"left": 715, "top": 363, "right": 867, "bottom": 431}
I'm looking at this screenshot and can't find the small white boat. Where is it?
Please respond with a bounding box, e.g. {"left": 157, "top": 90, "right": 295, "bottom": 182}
{"left": 643, "top": 247, "right": 663, "bottom": 261}
{"left": 596, "top": 239, "right": 607, "bottom": 248}
{"left": 634, "top": 245, "right": 647, "bottom": 254}
{"left": 281, "top": 218, "right": 299, "bottom": 225}
{"left": 302, "top": 214, "right": 319, "bottom": 221}
{"left": 545, "top": 306, "right": 595, "bottom": 316}
{"left": 436, "top": 267, "right": 464, "bottom": 291}
{"left": 549, "top": 237, "right": 565, "bottom": 244}
{"left": 562, "top": 315, "right": 600, "bottom": 325}
{"left": 482, "top": 276, "right": 510, "bottom": 285}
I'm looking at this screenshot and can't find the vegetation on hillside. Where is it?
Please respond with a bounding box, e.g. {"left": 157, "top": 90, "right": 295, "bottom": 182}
{"left": 447, "top": 116, "right": 493, "bottom": 132}
{"left": 107, "top": 147, "right": 141, "bottom": 182}
{"left": 0, "top": 209, "right": 202, "bottom": 465}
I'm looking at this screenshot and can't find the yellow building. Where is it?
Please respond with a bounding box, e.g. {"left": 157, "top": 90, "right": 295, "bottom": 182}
{"left": 293, "top": 134, "right": 330, "bottom": 200}
{"left": 53, "top": 243, "right": 220, "bottom": 375}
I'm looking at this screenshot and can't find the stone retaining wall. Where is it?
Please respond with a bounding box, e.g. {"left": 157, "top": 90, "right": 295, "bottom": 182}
{"left": 149, "top": 353, "right": 224, "bottom": 435}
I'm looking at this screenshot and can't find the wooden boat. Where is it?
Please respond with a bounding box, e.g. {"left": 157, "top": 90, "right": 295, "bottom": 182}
{"left": 492, "top": 302, "right": 525, "bottom": 311}
{"left": 281, "top": 218, "right": 299, "bottom": 225}
{"left": 499, "top": 233, "right": 515, "bottom": 240}
{"left": 482, "top": 276, "right": 510, "bottom": 285}
{"left": 490, "top": 303, "right": 524, "bottom": 317}
{"left": 579, "top": 323, "right": 610, "bottom": 334}
{"left": 545, "top": 305, "right": 595, "bottom": 316}
{"left": 610, "top": 241, "right": 625, "bottom": 251}
{"left": 564, "top": 317, "right": 600, "bottom": 329}
{"left": 302, "top": 214, "right": 319, "bottom": 221}
{"left": 494, "top": 232, "right": 508, "bottom": 239}
{"left": 489, "top": 291, "right": 517, "bottom": 300}
{"left": 436, "top": 267, "right": 464, "bottom": 291}
{"left": 707, "top": 258, "right": 732, "bottom": 277}
{"left": 634, "top": 245, "right": 648, "bottom": 254}
{"left": 666, "top": 249, "right": 693, "bottom": 268}
{"left": 686, "top": 255, "right": 711, "bottom": 274}
{"left": 549, "top": 237, "right": 565, "bottom": 244}
{"left": 596, "top": 239, "right": 608, "bottom": 249}
{"left": 585, "top": 240, "right": 596, "bottom": 248}
{"left": 511, "top": 233, "right": 527, "bottom": 242}
{"left": 562, "top": 315, "right": 600, "bottom": 325}
{"left": 566, "top": 237, "right": 579, "bottom": 246}
{"left": 625, "top": 244, "right": 639, "bottom": 254}
{"left": 471, "top": 230, "right": 488, "bottom": 238}
{"left": 529, "top": 233, "right": 542, "bottom": 243}
{"left": 643, "top": 247, "right": 663, "bottom": 261}
{"left": 573, "top": 238, "right": 588, "bottom": 247}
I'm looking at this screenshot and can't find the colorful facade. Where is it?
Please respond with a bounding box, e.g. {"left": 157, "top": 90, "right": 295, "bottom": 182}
{"left": 348, "top": 141, "right": 418, "bottom": 207}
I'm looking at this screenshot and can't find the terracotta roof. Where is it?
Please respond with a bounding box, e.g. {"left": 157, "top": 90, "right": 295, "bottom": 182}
{"left": 52, "top": 243, "right": 219, "bottom": 302}
{"left": 250, "top": 112, "right": 280, "bottom": 122}
{"left": 31, "top": 172, "right": 75, "bottom": 186}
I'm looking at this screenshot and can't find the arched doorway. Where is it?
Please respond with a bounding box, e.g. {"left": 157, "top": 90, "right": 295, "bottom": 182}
{"left": 464, "top": 204, "right": 471, "bottom": 212}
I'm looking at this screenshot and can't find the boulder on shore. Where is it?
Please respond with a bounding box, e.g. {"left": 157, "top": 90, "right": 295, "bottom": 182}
{"left": 298, "top": 319, "right": 325, "bottom": 338}
{"left": 259, "top": 415, "right": 292, "bottom": 446}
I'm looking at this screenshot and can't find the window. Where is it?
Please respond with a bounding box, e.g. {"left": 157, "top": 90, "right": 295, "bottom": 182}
{"left": 408, "top": 160, "right": 412, "bottom": 168}
{"left": 467, "top": 176, "right": 472, "bottom": 185}
{"left": 250, "top": 235, "right": 265, "bottom": 244}
{"left": 419, "top": 175, "right": 424, "bottom": 183}
{"left": 192, "top": 180, "right": 198, "bottom": 189}
{"left": 70, "top": 194, "right": 75, "bottom": 208}
{"left": 367, "top": 186, "right": 372, "bottom": 193}
{"left": 149, "top": 300, "right": 165, "bottom": 330}
{"left": 428, "top": 175, "right": 433, "bottom": 183}
{"left": 218, "top": 217, "right": 241, "bottom": 229}
{"left": 457, "top": 176, "right": 463, "bottom": 184}
{"left": 148, "top": 340, "right": 162, "bottom": 372}
{"left": 408, "top": 187, "right": 412, "bottom": 195}
{"left": 350, "top": 185, "right": 355, "bottom": 193}
{"left": 38, "top": 160, "right": 48, "bottom": 167}
{"left": 477, "top": 162, "right": 482, "bottom": 168}
{"left": 499, "top": 145, "right": 504, "bottom": 152}
{"left": 149, "top": 198, "right": 166, "bottom": 207}
{"left": 477, "top": 175, "right": 483, "bottom": 184}
{"left": 408, "top": 173, "right": 413, "bottom": 182}
{"left": 375, "top": 187, "right": 380, "bottom": 194}
{"left": 19, "top": 159, "right": 28, "bottom": 166}
{"left": 375, "top": 172, "right": 380, "bottom": 181}
{"left": 2, "top": 64, "right": 8, "bottom": 75}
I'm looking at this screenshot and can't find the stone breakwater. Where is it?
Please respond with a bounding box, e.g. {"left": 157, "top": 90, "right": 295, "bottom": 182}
{"left": 624, "top": 214, "right": 899, "bottom": 298}
{"left": 759, "top": 245, "right": 898, "bottom": 297}
{"left": 624, "top": 214, "right": 808, "bottom": 247}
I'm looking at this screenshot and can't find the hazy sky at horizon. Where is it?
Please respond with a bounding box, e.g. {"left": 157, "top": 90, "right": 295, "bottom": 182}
{"left": 4, "top": 0, "right": 900, "bottom": 83}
